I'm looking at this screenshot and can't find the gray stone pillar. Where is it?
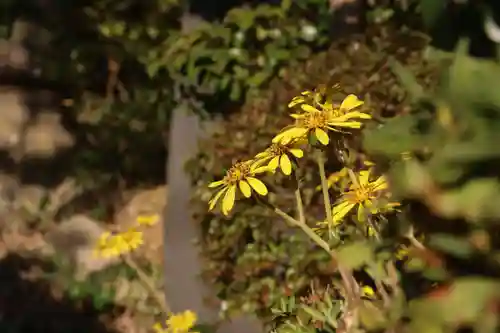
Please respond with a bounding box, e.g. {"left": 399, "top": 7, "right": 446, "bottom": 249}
{"left": 163, "top": 105, "right": 264, "bottom": 333}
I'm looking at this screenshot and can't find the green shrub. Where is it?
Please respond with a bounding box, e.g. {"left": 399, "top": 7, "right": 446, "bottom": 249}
{"left": 188, "top": 24, "right": 439, "bottom": 320}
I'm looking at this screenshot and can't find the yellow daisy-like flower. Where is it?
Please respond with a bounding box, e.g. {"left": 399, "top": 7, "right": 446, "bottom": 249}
{"left": 93, "top": 229, "right": 144, "bottom": 258}
{"left": 208, "top": 160, "right": 269, "bottom": 216}
{"left": 254, "top": 142, "right": 304, "bottom": 175}
{"left": 287, "top": 84, "right": 340, "bottom": 109}
{"left": 273, "top": 94, "right": 370, "bottom": 146}
{"left": 316, "top": 167, "right": 349, "bottom": 191}
{"left": 154, "top": 310, "right": 198, "bottom": 333}
{"left": 331, "top": 169, "right": 398, "bottom": 225}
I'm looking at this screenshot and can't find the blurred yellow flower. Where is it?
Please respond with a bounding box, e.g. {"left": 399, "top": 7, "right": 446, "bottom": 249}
{"left": 361, "top": 285, "right": 375, "bottom": 298}
{"left": 121, "top": 229, "right": 144, "bottom": 249}
{"left": 254, "top": 142, "right": 304, "bottom": 175}
{"left": 208, "top": 160, "right": 269, "bottom": 216}
{"left": 93, "top": 229, "right": 144, "bottom": 258}
{"left": 154, "top": 310, "right": 198, "bottom": 333}
{"left": 273, "top": 94, "right": 370, "bottom": 146}
{"left": 137, "top": 214, "right": 160, "bottom": 226}
{"left": 331, "top": 169, "right": 399, "bottom": 224}
{"left": 395, "top": 245, "right": 411, "bottom": 260}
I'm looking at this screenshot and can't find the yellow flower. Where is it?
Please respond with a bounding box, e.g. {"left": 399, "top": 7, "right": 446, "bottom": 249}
{"left": 136, "top": 214, "right": 159, "bottom": 226}
{"left": 395, "top": 245, "right": 411, "bottom": 260}
{"left": 273, "top": 94, "right": 370, "bottom": 146}
{"left": 121, "top": 229, "right": 144, "bottom": 249}
{"left": 154, "top": 310, "right": 198, "bottom": 333}
{"left": 93, "top": 229, "right": 144, "bottom": 258}
{"left": 93, "top": 232, "right": 124, "bottom": 258}
{"left": 254, "top": 142, "right": 304, "bottom": 175}
{"left": 208, "top": 160, "right": 269, "bottom": 216}
{"left": 316, "top": 167, "right": 349, "bottom": 191}
{"left": 331, "top": 169, "right": 397, "bottom": 224}
{"left": 287, "top": 84, "right": 340, "bottom": 109}
{"left": 361, "top": 285, "right": 376, "bottom": 299}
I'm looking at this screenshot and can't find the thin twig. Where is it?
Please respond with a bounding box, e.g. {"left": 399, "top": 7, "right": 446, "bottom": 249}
{"left": 405, "top": 226, "right": 425, "bottom": 250}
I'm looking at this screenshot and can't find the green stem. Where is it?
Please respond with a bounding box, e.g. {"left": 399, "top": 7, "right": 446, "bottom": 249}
{"left": 272, "top": 206, "right": 331, "bottom": 254}
{"left": 294, "top": 177, "right": 306, "bottom": 225}
{"left": 122, "top": 254, "right": 171, "bottom": 317}
{"left": 317, "top": 150, "right": 361, "bottom": 302}
{"left": 316, "top": 151, "right": 335, "bottom": 227}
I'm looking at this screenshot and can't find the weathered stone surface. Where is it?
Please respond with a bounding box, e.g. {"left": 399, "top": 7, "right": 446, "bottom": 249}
{"left": 45, "top": 214, "right": 120, "bottom": 279}
{"left": 0, "top": 88, "right": 29, "bottom": 150}
{"left": 114, "top": 185, "right": 167, "bottom": 264}
{"left": 164, "top": 107, "right": 265, "bottom": 333}
{"left": 24, "top": 111, "right": 74, "bottom": 158}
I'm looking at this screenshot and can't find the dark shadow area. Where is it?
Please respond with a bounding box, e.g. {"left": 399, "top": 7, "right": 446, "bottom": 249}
{"left": 0, "top": 252, "right": 122, "bottom": 333}
{"left": 0, "top": 0, "right": 168, "bottom": 194}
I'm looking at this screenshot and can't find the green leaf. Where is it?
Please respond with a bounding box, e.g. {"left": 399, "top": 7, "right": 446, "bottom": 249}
{"left": 366, "top": 260, "right": 388, "bottom": 281}
{"left": 389, "top": 58, "right": 425, "bottom": 102}
{"left": 248, "top": 71, "right": 270, "bottom": 87}
{"left": 301, "top": 305, "right": 326, "bottom": 322}
{"left": 404, "top": 257, "right": 426, "bottom": 272}
{"left": 230, "top": 82, "right": 242, "bottom": 100}
{"left": 336, "top": 241, "right": 374, "bottom": 270}
{"left": 294, "top": 45, "right": 311, "bottom": 59}
{"left": 358, "top": 300, "right": 387, "bottom": 330}
{"left": 447, "top": 45, "right": 500, "bottom": 114}
{"left": 410, "top": 278, "right": 500, "bottom": 325}
{"left": 225, "top": 8, "right": 255, "bottom": 30}
{"left": 428, "top": 234, "right": 474, "bottom": 258}
{"left": 419, "top": 0, "right": 446, "bottom": 29}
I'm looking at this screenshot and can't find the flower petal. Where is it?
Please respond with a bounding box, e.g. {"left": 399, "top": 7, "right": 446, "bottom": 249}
{"left": 252, "top": 165, "right": 272, "bottom": 174}
{"left": 289, "top": 148, "right": 303, "bottom": 158}
{"left": 268, "top": 156, "right": 280, "bottom": 171}
{"left": 315, "top": 128, "right": 330, "bottom": 145}
{"left": 273, "top": 127, "right": 308, "bottom": 144}
{"left": 340, "top": 94, "right": 364, "bottom": 111}
{"left": 329, "top": 122, "right": 363, "bottom": 130}
{"left": 357, "top": 205, "right": 367, "bottom": 223}
{"left": 208, "top": 188, "right": 226, "bottom": 211}
{"left": 332, "top": 200, "right": 356, "bottom": 224}
{"left": 222, "top": 185, "right": 236, "bottom": 215}
{"left": 280, "top": 154, "right": 292, "bottom": 175}
{"left": 371, "top": 176, "right": 388, "bottom": 191}
{"left": 208, "top": 180, "right": 225, "bottom": 188}
{"left": 358, "top": 170, "right": 371, "bottom": 186}
{"left": 301, "top": 104, "right": 321, "bottom": 113}
{"left": 288, "top": 96, "right": 305, "bottom": 108}
{"left": 238, "top": 180, "right": 252, "bottom": 198}
{"left": 255, "top": 151, "right": 269, "bottom": 159}
{"left": 246, "top": 177, "right": 268, "bottom": 195}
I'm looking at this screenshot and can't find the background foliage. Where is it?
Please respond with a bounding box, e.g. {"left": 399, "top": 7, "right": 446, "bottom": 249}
{"left": 188, "top": 23, "right": 440, "bottom": 319}
{"left": 6, "top": 0, "right": 500, "bottom": 332}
